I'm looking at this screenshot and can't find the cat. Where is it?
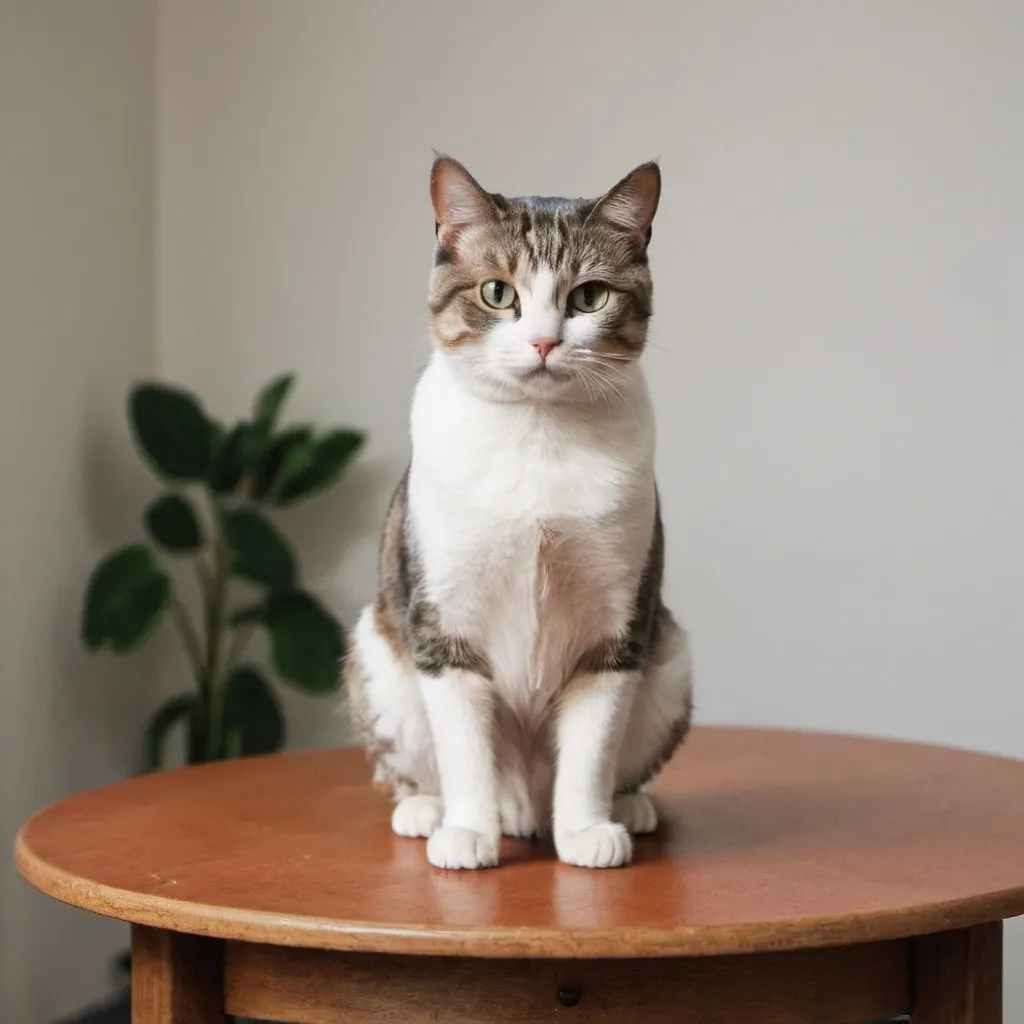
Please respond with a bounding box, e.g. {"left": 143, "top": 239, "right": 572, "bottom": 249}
{"left": 344, "top": 155, "right": 693, "bottom": 870}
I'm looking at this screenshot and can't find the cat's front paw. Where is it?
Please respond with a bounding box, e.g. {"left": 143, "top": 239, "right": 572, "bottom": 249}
{"left": 612, "top": 792, "right": 658, "bottom": 835}
{"left": 556, "top": 821, "right": 633, "bottom": 868}
{"left": 392, "top": 794, "right": 443, "bottom": 838}
{"left": 427, "top": 826, "right": 500, "bottom": 870}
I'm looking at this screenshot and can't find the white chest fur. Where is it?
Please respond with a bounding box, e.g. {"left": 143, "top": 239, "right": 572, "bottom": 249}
{"left": 408, "top": 356, "right": 657, "bottom": 721}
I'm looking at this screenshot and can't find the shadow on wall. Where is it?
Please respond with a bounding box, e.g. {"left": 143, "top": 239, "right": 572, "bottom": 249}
{"left": 70, "top": 413, "right": 175, "bottom": 766}
{"left": 277, "top": 456, "right": 395, "bottom": 591}
{"left": 57, "top": 990, "right": 275, "bottom": 1024}
{"left": 272, "top": 455, "right": 398, "bottom": 750}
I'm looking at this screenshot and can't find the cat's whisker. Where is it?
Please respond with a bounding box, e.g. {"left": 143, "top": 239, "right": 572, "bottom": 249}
{"left": 571, "top": 356, "right": 637, "bottom": 386}
{"left": 596, "top": 375, "right": 641, "bottom": 427}
{"left": 584, "top": 350, "right": 638, "bottom": 362}
{"left": 583, "top": 359, "right": 642, "bottom": 418}
{"left": 578, "top": 368, "right": 601, "bottom": 408}
{"left": 572, "top": 355, "right": 640, "bottom": 378}
{"left": 571, "top": 362, "right": 641, "bottom": 426}
{"left": 573, "top": 365, "right": 613, "bottom": 415}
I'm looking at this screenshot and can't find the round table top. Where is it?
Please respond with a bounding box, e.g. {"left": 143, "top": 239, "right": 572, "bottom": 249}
{"left": 15, "top": 726, "right": 1024, "bottom": 959}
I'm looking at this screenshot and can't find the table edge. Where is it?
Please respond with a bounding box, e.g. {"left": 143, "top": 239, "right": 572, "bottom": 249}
{"left": 15, "top": 826, "right": 1024, "bottom": 959}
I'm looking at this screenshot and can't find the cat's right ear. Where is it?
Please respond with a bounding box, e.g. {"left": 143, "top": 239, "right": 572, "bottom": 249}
{"left": 589, "top": 162, "right": 661, "bottom": 249}
{"left": 431, "top": 156, "right": 496, "bottom": 252}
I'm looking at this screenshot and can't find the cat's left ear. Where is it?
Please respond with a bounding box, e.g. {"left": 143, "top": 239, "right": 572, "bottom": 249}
{"left": 431, "top": 155, "right": 497, "bottom": 252}
{"left": 589, "top": 162, "right": 661, "bottom": 248}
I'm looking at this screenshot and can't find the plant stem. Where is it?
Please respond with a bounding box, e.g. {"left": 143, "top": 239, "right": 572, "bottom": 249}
{"left": 170, "top": 598, "right": 204, "bottom": 682}
{"left": 203, "top": 495, "right": 231, "bottom": 762}
{"left": 225, "top": 624, "right": 255, "bottom": 674}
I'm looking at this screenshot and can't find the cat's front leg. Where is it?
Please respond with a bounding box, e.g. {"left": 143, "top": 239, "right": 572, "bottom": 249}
{"left": 419, "top": 667, "right": 500, "bottom": 869}
{"left": 553, "top": 669, "right": 639, "bottom": 868}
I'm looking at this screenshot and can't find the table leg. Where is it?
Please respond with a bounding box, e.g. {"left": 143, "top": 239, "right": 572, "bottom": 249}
{"left": 131, "top": 925, "right": 227, "bottom": 1023}
{"left": 912, "top": 922, "right": 1002, "bottom": 1023}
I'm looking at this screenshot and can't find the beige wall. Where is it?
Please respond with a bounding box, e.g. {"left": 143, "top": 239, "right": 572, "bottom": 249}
{"left": 157, "top": 0, "right": 1024, "bottom": 1013}
{"left": 1, "top": 1, "right": 157, "bottom": 1020}
{"left": 4, "top": 1, "right": 1023, "bottom": 1018}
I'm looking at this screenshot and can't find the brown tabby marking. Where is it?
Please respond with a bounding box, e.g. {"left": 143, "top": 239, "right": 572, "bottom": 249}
{"left": 576, "top": 501, "right": 666, "bottom": 675}
{"left": 619, "top": 687, "right": 694, "bottom": 795}
{"left": 365, "top": 468, "right": 490, "bottom": 678}
{"left": 428, "top": 187, "right": 654, "bottom": 359}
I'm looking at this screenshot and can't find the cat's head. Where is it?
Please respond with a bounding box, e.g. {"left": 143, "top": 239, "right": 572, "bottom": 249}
{"left": 427, "top": 156, "right": 659, "bottom": 402}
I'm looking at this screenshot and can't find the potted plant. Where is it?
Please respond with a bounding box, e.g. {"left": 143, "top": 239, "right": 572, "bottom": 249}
{"left": 81, "top": 372, "right": 365, "bottom": 769}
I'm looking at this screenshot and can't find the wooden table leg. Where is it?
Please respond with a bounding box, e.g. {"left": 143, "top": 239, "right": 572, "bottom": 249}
{"left": 912, "top": 922, "right": 1002, "bottom": 1023}
{"left": 131, "top": 925, "right": 227, "bottom": 1024}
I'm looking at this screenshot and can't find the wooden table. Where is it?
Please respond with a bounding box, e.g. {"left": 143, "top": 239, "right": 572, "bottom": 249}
{"left": 15, "top": 727, "right": 1024, "bottom": 1023}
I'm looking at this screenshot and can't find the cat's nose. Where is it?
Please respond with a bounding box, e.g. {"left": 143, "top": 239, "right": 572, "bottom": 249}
{"left": 530, "top": 337, "right": 561, "bottom": 361}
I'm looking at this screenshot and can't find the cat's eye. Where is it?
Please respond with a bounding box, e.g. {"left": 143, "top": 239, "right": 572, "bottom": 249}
{"left": 568, "top": 282, "right": 610, "bottom": 313}
{"left": 480, "top": 280, "right": 517, "bottom": 310}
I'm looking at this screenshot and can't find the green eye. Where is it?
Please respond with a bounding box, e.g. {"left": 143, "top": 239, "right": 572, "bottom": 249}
{"left": 569, "top": 282, "right": 610, "bottom": 313}
{"left": 480, "top": 280, "right": 516, "bottom": 309}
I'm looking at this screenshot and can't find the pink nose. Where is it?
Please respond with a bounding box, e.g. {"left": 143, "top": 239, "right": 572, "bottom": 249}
{"left": 531, "top": 337, "right": 561, "bottom": 361}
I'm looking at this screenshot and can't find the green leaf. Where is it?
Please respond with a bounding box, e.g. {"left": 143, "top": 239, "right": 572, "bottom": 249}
{"left": 222, "top": 507, "right": 296, "bottom": 588}
{"left": 208, "top": 419, "right": 226, "bottom": 463}
{"left": 143, "top": 694, "right": 197, "bottom": 770}
{"left": 222, "top": 665, "right": 285, "bottom": 756}
{"left": 274, "top": 429, "right": 366, "bottom": 505}
{"left": 208, "top": 421, "right": 249, "bottom": 494}
{"left": 82, "top": 544, "right": 171, "bottom": 653}
{"left": 265, "top": 590, "right": 344, "bottom": 694}
{"left": 253, "top": 373, "right": 295, "bottom": 430}
{"left": 268, "top": 436, "right": 318, "bottom": 498}
{"left": 144, "top": 494, "right": 202, "bottom": 553}
{"left": 241, "top": 420, "right": 272, "bottom": 471}
{"left": 129, "top": 383, "right": 214, "bottom": 481}
{"left": 250, "top": 426, "right": 313, "bottom": 500}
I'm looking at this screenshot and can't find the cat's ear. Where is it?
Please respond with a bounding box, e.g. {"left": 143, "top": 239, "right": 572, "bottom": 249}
{"left": 590, "top": 162, "right": 661, "bottom": 247}
{"left": 430, "top": 155, "right": 496, "bottom": 251}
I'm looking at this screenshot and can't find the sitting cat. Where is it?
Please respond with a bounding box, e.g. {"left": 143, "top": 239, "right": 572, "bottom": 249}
{"left": 345, "top": 156, "right": 693, "bottom": 869}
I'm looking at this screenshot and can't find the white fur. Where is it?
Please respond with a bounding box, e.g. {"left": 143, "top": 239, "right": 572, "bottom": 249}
{"left": 350, "top": 264, "right": 692, "bottom": 869}
{"left": 410, "top": 354, "right": 656, "bottom": 714}
{"left": 613, "top": 792, "right": 659, "bottom": 835}
{"left": 419, "top": 666, "right": 500, "bottom": 868}
{"left": 552, "top": 669, "right": 638, "bottom": 867}
{"left": 352, "top": 608, "right": 437, "bottom": 793}
{"left": 391, "top": 794, "right": 442, "bottom": 838}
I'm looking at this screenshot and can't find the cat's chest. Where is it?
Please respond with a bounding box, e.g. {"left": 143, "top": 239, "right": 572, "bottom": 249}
{"left": 409, "top": 445, "right": 653, "bottom": 701}
{"left": 419, "top": 512, "right": 642, "bottom": 705}
{"left": 409, "top": 393, "right": 651, "bottom": 617}
{"left": 407, "top": 357, "right": 656, "bottom": 703}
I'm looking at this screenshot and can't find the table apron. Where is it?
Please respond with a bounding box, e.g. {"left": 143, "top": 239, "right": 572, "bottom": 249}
{"left": 223, "top": 938, "right": 911, "bottom": 1024}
